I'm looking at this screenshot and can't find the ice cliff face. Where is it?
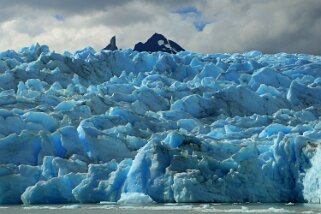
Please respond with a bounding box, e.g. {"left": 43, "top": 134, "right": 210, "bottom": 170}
{"left": 0, "top": 43, "right": 321, "bottom": 204}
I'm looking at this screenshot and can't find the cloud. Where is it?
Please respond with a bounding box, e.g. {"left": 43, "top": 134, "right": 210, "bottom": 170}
{"left": 0, "top": 0, "right": 320, "bottom": 55}
{"left": 193, "top": 0, "right": 321, "bottom": 54}
{"left": 0, "top": 0, "right": 130, "bottom": 15}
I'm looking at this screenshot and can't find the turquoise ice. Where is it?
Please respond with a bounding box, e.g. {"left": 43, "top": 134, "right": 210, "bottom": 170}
{"left": 0, "top": 44, "right": 321, "bottom": 204}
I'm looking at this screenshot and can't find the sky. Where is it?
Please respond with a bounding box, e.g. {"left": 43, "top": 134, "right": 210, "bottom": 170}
{"left": 0, "top": 0, "right": 321, "bottom": 55}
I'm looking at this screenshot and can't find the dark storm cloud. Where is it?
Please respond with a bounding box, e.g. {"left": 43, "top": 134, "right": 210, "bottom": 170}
{"left": 86, "top": 3, "right": 159, "bottom": 27}
{"left": 246, "top": 0, "right": 321, "bottom": 55}
{"left": 0, "top": 0, "right": 129, "bottom": 14}
{"left": 192, "top": 0, "right": 321, "bottom": 55}
{"left": 0, "top": 0, "right": 193, "bottom": 16}
{"left": 253, "top": 0, "right": 321, "bottom": 54}
{"left": 0, "top": 0, "right": 193, "bottom": 26}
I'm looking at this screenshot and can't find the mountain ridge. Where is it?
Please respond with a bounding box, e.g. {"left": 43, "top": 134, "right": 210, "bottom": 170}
{"left": 103, "top": 33, "right": 185, "bottom": 54}
{"left": 133, "top": 33, "right": 185, "bottom": 54}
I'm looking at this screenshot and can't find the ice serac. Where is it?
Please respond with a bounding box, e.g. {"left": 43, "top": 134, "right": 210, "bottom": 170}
{"left": 303, "top": 147, "right": 321, "bottom": 203}
{"left": 0, "top": 43, "right": 321, "bottom": 204}
{"left": 134, "top": 33, "right": 185, "bottom": 54}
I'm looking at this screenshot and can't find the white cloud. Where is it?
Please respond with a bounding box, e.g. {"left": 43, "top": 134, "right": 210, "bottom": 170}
{"left": 0, "top": 0, "right": 320, "bottom": 54}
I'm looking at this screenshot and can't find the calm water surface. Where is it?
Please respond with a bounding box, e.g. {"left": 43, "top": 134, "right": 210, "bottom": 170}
{"left": 0, "top": 203, "right": 321, "bottom": 214}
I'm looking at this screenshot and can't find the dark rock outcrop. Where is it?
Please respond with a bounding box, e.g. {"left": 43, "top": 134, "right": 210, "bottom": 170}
{"left": 134, "top": 33, "right": 185, "bottom": 54}
{"left": 103, "top": 36, "right": 118, "bottom": 51}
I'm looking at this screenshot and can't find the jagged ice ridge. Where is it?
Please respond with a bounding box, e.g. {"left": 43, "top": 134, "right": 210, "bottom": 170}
{"left": 0, "top": 44, "right": 321, "bottom": 204}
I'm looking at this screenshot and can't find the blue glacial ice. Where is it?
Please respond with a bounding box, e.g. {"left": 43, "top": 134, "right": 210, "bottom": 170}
{"left": 0, "top": 44, "right": 321, "bottom": 204}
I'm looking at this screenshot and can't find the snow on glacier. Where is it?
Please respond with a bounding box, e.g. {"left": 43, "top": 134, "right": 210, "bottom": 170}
{"left": 0, "top": 43, "right": 321, "bottom": 204}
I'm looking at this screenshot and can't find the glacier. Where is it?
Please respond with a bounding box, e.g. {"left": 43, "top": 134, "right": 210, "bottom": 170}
{"left": 0, "top": 43, "right": 321, "bottom": 204}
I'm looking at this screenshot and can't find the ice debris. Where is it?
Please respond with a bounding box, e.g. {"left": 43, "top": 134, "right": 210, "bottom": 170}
{"left": 0, "top": 43, "right": 321, "bottom": 204}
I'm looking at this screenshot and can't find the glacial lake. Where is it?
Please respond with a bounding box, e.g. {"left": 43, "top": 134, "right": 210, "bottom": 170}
{"left": 0, "top": 203, "right": 321, "bottom": 214}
